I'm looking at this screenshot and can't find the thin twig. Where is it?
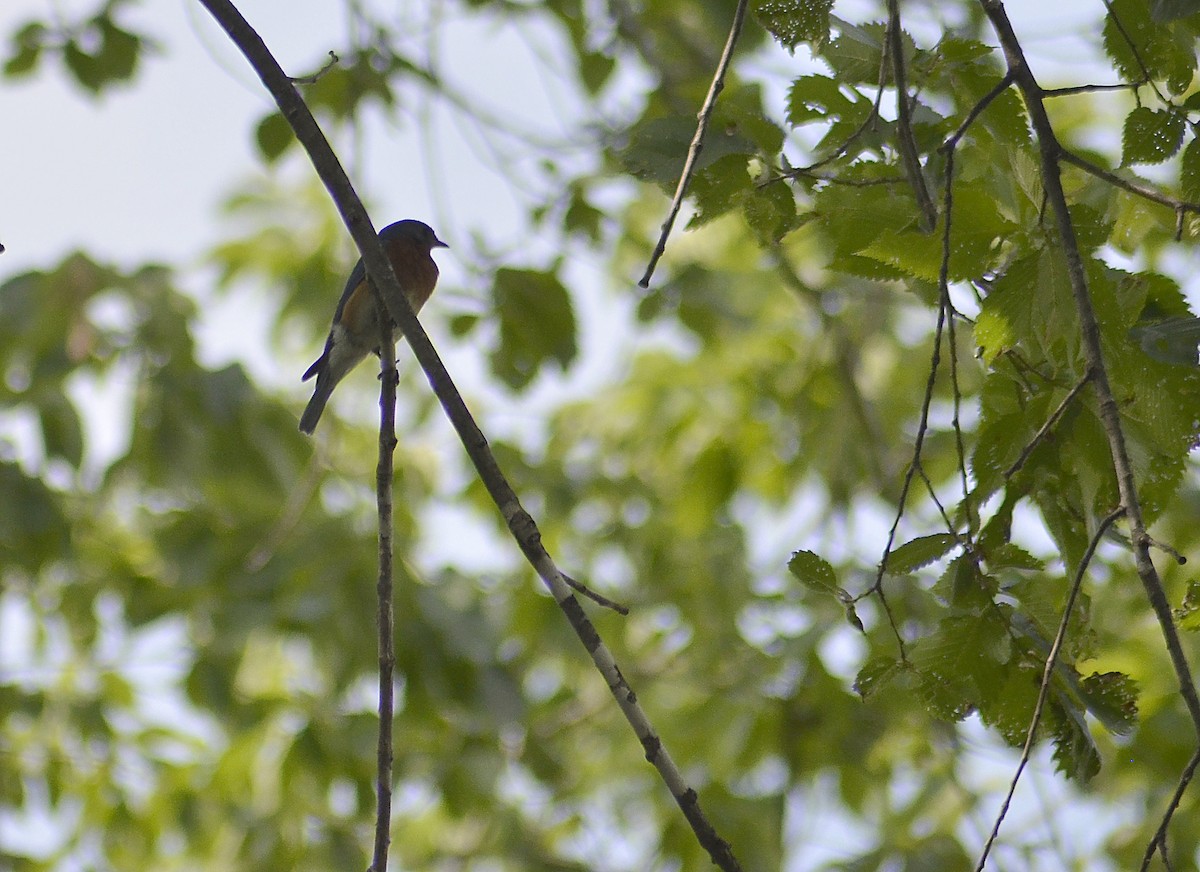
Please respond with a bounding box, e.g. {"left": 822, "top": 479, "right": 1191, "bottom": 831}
{"left": 974, "top": 507, "right": 1124, "bottom": 872}
{"left": 867, "top": 293, "right": 953, "bottom": 659}
{"left": 371, "top": 298, "right": 399, "bottom": 872}
{"left": 763, "top": 169, "right": 906, "bottom": 188}
{"left": 886, "top": 0, "right": 936, "bottom": 231}
{"left": 289, "top": 49, "right": 338, "bottom": 84}
{"left": 1059, "top": 148, "right": 1200, "bottom": 216}
{"left": 638, "top": 0, "right": 749, "bottom": 288}
{"left": 940, "top": 74, "right": 1015, "bottom": 153}
{"left": 563, "top": 573, "right": 630, "bottom": 615}
{"left": 1142, "top": 748, "right": 1200, "bottom": 871}
{"left": 1004, "top": 371, "right": 1093, "bottom": 478}
{"left": 197, "top": 3, "right": 743, "bottom": 868}
{"left": 1042, "top": 79, "right": 1146, "bottom": 97}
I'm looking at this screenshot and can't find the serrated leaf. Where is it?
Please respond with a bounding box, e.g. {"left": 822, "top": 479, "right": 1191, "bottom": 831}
{"left": 1078, "top": 671, "right": 1139, "bottom": 736}
{"left": 786, "top": 74, "right": 855, "bottom": 126}
{"left": 885, "top": 533, "right": 959, "bottom": 574}
{"left": 752, "top": 0, "right": 833, "bottom": 51}
{"left": 688, "top": 154, "right": 753, "bottom": 228}
{"left": 1103, "top": 0, "right": 1196, "bottom": 95}
{"left": 1122, "top": 107, "right": 1185, "bottom": 165}
{"left": 854, "top": 654, "right": 905, "bottom": 699}
{"left": 985, "top": 542, "right": 1045, "bottom": 572}
{"left": 787, "top": 549, "right": 837, "bottom": 594}
{"left": 933, "top": 555, "right": 999, "bottom": 613}
{"left": 742, "top": 181, "right": 798, "bottom": 243}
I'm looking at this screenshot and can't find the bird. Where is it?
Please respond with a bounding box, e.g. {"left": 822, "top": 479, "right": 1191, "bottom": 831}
{"left": 299, "top": 219, "right": 448, "bottom": 435}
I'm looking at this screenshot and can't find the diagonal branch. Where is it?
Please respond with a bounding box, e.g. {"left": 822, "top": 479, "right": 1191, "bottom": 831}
{"left": 979, "top": 0, "right": 1200, "bottom": 857}
{"left": 197, "top": 2, "right": 743, "bottom": 869}
{"left": 638, "top": 0, "right": 749, "bottom": 288}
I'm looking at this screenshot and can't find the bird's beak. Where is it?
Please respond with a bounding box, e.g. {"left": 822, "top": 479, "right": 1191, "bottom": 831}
{"left": 434, "top": 237, "right": 449, "bottom": 249}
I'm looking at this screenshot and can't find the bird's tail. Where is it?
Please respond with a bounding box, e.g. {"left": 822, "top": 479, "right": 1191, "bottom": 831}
{"left": 299, "top": 379, "right": 334, "bottom": 435}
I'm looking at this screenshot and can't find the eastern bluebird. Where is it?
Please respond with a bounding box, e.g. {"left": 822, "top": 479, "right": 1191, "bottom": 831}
{"left": 299, "top": 219, "right": 448, "bottom": 434}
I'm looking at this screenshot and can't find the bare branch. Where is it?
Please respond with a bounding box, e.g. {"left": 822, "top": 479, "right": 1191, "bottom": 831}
{"left": 974, "top": 507, "right": 1124, "bottom": 872}
{"left": 638, "top": 0, "right": 749, "bottom": 288}
{"left": 1043, "top": 79, "right": 1146, "bottom": 97}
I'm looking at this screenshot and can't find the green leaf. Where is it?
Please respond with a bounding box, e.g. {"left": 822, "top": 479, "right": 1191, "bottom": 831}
{"left": 820, "top": 21, "right": 915, "bottom": 85}
{"left": 255, "top": 113, "right": 295, "bottom": 164}
{"left": 787, "top": 549, "right": 837, "bottom": 594}
{"left": 786, "top": 74, "right": 856, "bottom": 126}
{"left": 1182, "top": 136, "right": 1200, "bottom": 201}
{"left": 489, "top": 267, "right": 577, "bottom": 389}
{"left": 1078, "top": 671, "right": 1139, "bottom": 737}
{"left": 689, "top": 154, "right": 753, "bottom": 228}
{"left": 4, "top": 21, "right": 47, "bottom": 78}
{"left": 752, "top": 0, "right": 833, "bottom": 52}
{"left": 1152, "top": 0, "right": 1200, "bottom": 21}
{"left": 38, "top": 391, "right": 84, "bottom": 468}
{"left": 932, "top": 555, "right": 997, "bottom": 613}
{"left": 1177, "top": 580, "right": 1200, "bottom": 631}
{"left": 1103, "top": 0, "right": 1196, "bottom": 95}
{"left": 742, "top": 181, "right": 798, "bottom": 243}
{"left": 619, "top": 117, "right": 756, "bottom": 188}
{"left": 885, "top": 533, "right": 959, "bottom": 574}
{"left": 1121, "top": 107, "right": 1185, "bottom": 165}
{"left": 854, "top": 654, "right": 906, "bottom": 699}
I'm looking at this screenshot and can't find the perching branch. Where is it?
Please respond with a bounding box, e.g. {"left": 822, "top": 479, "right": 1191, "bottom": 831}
{"left": 197, "top": 2, "right": 742, "bottom": 869}
{"left": 638, "top": 0, "right": 749, "bottom": 288}
{"left": 979, "top": 0, "right": 1200, "bottom": 861}
{"left": 974, "top": 507, "right": 1124, "bottom": 872}
{"left": 372, "top": 300, "right": 399, "bottom": 872}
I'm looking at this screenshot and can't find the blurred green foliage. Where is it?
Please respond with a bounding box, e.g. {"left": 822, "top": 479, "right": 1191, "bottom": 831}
{"left": 6, "top": 1, "right": 1200, "bottom": 870}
